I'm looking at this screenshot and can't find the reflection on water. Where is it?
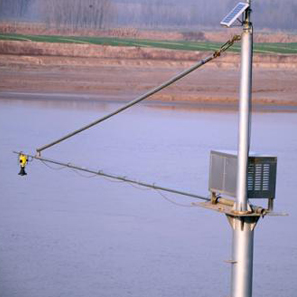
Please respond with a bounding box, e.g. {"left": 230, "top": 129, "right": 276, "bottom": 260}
{"left": 0, "top": 96, "right": 120, "bottom": 113}
{"left": 0, "top": 99, "right": 296, "bottom": 297}
{"left": 2, "top": 91, "right": 297, "bottom": 114}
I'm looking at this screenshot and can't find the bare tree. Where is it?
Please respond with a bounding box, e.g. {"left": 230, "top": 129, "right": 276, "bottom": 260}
{"left": 0, "top": 0, "right": 33, "bottom": 19}
{"left": 38, "top": 0, "right": 116, "bottom": 30}
{"left": 1, "top": 0, "right": 297, "bottom": 31}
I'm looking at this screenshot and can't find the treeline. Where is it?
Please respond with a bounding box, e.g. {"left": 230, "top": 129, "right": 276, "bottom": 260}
{"left": 0, "top": 0, "right": 116, "bottom": 29}
{"left": 115, "top": 0, "right": 234, "bottom": 27}
{"left": 0, "top": 0, "right": 32, "bottom": 19}
{"left": 41, "top": 0, "right": 115, "bottom": 29}
{"left": 116, "top": 0, "right": 297, "bottom": 30}
{"left": 0, "top": 0, "right": 297, "bottom": 31}
{"left": 253, "top": 0, "right": 297, "bottom": 30}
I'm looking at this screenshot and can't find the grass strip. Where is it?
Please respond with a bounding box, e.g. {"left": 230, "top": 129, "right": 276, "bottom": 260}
{"left": 0, "top": 33, "right": 296, "bottom": 55}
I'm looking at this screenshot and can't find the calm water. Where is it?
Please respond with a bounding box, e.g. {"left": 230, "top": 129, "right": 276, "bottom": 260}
{"left": 0, "top": 99, "right": 296, "bottom": 297}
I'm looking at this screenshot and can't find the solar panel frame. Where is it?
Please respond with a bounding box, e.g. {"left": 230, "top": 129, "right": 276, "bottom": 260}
{"left": 220, "top": 2, "right": 249, "bottom": 27}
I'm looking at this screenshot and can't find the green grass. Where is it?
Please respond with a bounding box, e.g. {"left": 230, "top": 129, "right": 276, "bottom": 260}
{"left": 1, "top": 33, "right": 297, "bottom": 55}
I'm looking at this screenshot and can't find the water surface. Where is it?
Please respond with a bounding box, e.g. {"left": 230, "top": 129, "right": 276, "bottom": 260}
{"left": 0, "top": 99, "right": 296, "bottom": 297}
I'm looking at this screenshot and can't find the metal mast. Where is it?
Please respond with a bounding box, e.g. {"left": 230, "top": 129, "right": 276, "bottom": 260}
{"left": 194, "top": 1, "right": 282, "bottom": 295}
{"left": 231, "top": 1, "right": 256, "bottom": 297}
{"left": 236, "top": 0, "right": 253, "bottom": 213}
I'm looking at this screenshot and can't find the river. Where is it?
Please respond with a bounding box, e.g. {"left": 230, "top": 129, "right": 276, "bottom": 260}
{"left": 0, "top": 99, "right": 296, "bottom": 297}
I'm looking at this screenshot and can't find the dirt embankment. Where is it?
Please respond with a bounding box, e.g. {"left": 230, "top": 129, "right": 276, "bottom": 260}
{"left": 1, "top": 37, "right": 297, "bottom": 111}
{"left": 1, "top": 40, "right": 297, "bottom": 70}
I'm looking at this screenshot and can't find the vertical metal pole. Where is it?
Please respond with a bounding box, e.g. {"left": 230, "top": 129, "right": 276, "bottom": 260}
{"left": 229, "top": 216, "right": 258, "bottom": 297}
{"left": 236, "top": 1, "right": 253, "bottom": 213}
{"left": 230, "top": 1, "right": 255, "bottom": 297}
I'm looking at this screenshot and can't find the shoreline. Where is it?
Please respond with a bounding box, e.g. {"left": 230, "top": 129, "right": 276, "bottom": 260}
{"left": 1, "top": 91, "right": 297, "bottom": 113}
{"left": 1, "top": 43, "right": 297, "bottom": 113}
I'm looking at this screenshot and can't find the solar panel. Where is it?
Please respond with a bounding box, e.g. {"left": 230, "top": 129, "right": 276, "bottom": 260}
{"left": 220, "top": 2, "right": 249, "bottom": 27}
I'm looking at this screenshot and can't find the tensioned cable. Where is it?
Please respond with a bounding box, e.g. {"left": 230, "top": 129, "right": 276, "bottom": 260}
{"left": 13, "top": 151, "right": 210, "bottom": 202}
{"left": 36, "top": 35, "right": 241, "bottom": 156}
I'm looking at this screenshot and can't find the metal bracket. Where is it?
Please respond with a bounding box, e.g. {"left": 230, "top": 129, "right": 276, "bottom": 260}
{"left": 196, "top": 200, "right": 264, "bottom": 218}
{"left": 226, "top": 215, "right": 259, "bottom": 231}
{"left": 193, "top": 198, "right": 288, "bottom": 218}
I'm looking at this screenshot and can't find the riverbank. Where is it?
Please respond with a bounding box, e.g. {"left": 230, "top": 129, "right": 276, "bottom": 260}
{"left": 1, "top": 41, "right": 297, "bottom": 112}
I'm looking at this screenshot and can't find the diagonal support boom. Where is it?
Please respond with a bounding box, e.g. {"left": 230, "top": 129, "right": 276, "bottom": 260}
{"left": 36, "top": 35, "right": 241, "bottom": 155}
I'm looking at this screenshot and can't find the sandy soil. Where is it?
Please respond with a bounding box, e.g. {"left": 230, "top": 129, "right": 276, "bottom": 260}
{"left": 1, "top": 43, "right": 297, "bottom": 112}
